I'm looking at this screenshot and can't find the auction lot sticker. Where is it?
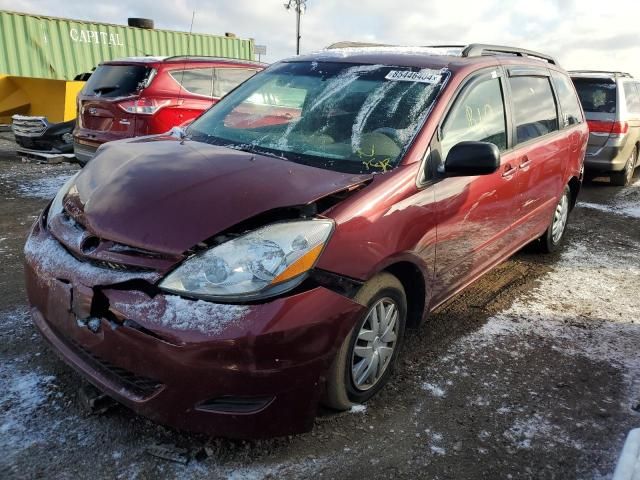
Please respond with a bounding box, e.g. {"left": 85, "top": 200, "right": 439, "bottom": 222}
{"left": 385, "top": 69, "right": 443, "bottom": 83}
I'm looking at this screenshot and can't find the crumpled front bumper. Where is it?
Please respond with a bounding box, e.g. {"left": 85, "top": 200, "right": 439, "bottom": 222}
{"left": 24, "top": 220, "right": 364, "bottom": 438}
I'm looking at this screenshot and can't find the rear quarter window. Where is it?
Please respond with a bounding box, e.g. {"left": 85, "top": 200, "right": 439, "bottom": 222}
{"left": 213, "top": 68, "right": 258, "bottom": 98}
{"left": 550, "top": 71, "right": 584, "bottom": 127}
{"left": 572, "top": 78, "right": 617, "bottom": 114}
{"left": 623, "top": 82, "right": 640, "bottom": 114}
{"left": 509, "top": 75, "right": 559, "bottom": 144}
{"left": 169, "top": 68, "right": 214, "bottom": 97}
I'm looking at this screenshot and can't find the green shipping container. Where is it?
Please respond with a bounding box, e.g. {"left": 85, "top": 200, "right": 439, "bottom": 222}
{"left": 0, "top": 10, "right": 255, "bottom": 80}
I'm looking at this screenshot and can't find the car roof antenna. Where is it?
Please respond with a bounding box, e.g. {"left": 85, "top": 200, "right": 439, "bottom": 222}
{"left": 177, "top": 10, "right": 196, "bottom": 116}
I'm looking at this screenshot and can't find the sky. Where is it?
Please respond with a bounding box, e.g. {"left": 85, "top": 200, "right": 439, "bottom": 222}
{"left": 3, "top": 0, "right": 640, "bottom": 75}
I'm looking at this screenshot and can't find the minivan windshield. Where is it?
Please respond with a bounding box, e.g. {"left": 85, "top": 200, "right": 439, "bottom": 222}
{"left": 572, "top": 77, "right": 617, "bottom": 114}
{"left": 82, "top": 64, "right": 152, "bottom": 98}
{"left": 188, "top": 61, "right": 447, "bottom": 173}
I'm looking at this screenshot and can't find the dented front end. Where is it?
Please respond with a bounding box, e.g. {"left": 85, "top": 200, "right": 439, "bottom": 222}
{"left": 24, "top": 202, "right": 365, "bottom": 438}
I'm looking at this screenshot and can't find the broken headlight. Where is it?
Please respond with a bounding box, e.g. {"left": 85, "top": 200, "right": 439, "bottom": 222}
{"left": 47, "top": 172, "right": 79, "bottom": 229}
{"left": 159, "top": 219, "right": 334, "bottom": 301}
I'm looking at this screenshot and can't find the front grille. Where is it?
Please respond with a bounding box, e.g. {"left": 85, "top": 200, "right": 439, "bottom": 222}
{"left": 54, "top": 213, "right": 156, "bottom": 273}
{"left": 12, "top": 115, "right": 48, "bottom": 137}
{"left": 70, "top": 339, "right": 163, "bottom": 398}
{"left": 49, "top": 320, "right": 163, "bottom": 398}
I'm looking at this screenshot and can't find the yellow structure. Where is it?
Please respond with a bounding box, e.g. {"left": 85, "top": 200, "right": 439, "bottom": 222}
{"left": 0, "top": 75, "right": 84, "bottom": 124}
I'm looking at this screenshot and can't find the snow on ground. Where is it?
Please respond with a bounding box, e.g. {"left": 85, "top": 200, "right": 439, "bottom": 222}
{"left": 578, "top": 201, "right": 640, "bottom": 219}
{"left": 578, "top": 177, "right": 640, "bottom": 219}
{"left": 15, "top": 173, "right": 72, "bottom": 199}
{"left": 415, "top": 221, "right": 640, "bottom": 464}
{"left": 422, "top": 382, "right": 446, "bottom": 397}
{"left": 0, "top": 353, "right": 57, "bottom": 454}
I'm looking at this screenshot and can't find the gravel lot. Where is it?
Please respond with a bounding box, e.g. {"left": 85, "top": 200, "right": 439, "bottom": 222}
{"left": 1, "top": 132, "right": 639, "bottom": 479}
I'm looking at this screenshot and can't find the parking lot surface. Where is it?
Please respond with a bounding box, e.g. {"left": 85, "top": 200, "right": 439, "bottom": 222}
{"left": 1, "top": 133, "right": 639, "bottom": 479}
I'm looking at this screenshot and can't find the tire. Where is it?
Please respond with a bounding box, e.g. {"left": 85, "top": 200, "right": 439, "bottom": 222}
{"left": 323, "top": 272, "right": 407, "bottom": 410}
{"left": 611, "top": 147, "right": 637, "bottom": 187}
{"left": 536, "top": 184, "right": 571, "bottom": 253}
{"left": 127, "top": 18, "right": 154, "bottom": 29}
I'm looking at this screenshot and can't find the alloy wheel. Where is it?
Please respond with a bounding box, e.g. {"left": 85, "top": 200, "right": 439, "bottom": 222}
{"left": 351, "top": 297, "right": 399, "bottom": 391}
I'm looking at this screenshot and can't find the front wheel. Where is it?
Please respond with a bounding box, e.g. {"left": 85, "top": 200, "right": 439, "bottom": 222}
{"left": 322, "top": 272, "right": 407, "bottom": 410}
{"left": 536, "top": 185, "right": 571, "bottom": 253}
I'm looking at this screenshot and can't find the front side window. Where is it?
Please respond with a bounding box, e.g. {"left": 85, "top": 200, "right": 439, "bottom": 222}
{"left": 623, "top": 82, "right": 640, "bottom": 114}
{"left": 550, "top": 71, "right": 584, "bottom": 127}
{"left": 188, "top": 62, "right": 448, "bottom": 174}
{"left": 509, "top": 76, "right": 559, "bottom": 144}
{"left": 440, "top": 76, "right": 507, "bottom": 160}
{"left": 213, "top": 68, "right": 258, "bottom": 97}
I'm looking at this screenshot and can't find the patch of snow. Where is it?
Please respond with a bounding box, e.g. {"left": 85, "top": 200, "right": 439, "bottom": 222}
{"left": 16, "top": 174, "right": 73, "bottom": 199}
{"left": 0, "top": 307, "right": 31, "bottom": 338}
{"left": 577, "top": 178, "right": 640, "bottom": 219}
{"left": 113, "top": 293, "right": 250, "bottom": 336}
{"left": 350, "top": 404, "right": 367, "bottom": 414}
{"left": 422, "top": 382, "right": 446, "bottom": 397}
{"left": 321, "top": 46, "right": 462, "bottom": 58}
{"left": 0, "top": 360, "right": 56, "bottom": 452}
{"left": 504, "top": 414, "right": 582, "bottom": 450}
{"left": 578, "top": 201, "right": 640, "bottom": 219}
{"left": 417, "top": 232, "right": 640, "bottom": 459}
{"left": 430, "top": 445, "right": 446, "bottom": 455}
{"left": 24, "top": 233, "right": 159, "bottom": 286}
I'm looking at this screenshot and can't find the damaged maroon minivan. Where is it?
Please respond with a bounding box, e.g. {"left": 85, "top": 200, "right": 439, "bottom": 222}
{"left": 25, "top": 43, "right": 588, "bottom": 438}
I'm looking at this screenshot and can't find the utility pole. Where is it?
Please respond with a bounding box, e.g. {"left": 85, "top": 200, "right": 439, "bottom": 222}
{"left": 284, "top": 0, "right": 307, "bottom": 55}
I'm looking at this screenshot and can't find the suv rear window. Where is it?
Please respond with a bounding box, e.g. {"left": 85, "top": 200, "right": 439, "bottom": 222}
{"left": 572, "top": 78, "right": 617, "bottom": 114}
{"left": 82, "top": 64, "right": 152, "bottom": 98}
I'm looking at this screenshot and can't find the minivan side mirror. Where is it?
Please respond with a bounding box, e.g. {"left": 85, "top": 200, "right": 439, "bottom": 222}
{"left": 444, "top": 141, "right": 500, "bottom": 176}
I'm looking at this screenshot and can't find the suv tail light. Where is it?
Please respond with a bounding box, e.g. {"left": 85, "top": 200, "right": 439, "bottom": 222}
{"left": 118, "top": 98, "right": 183, "bottom": 115}
{"left": 587, "top": 120, "right": 629, "bottom": 137}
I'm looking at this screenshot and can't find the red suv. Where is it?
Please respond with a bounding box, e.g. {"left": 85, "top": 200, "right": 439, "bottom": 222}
{"left": 26, "top": 44, "right": 588, "bottom": 438}
{"left": 73, "top": 56, "right": 264, "bottom": 164}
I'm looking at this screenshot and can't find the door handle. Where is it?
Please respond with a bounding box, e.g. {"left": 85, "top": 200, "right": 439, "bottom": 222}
{"left": 502, "top": 164, "right": 516, "bottom": 178}
{"left": 519, "top": 156, "right": 532, "bottom": 169}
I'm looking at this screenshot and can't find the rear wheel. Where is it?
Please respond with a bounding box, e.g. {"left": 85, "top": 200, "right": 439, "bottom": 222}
{"left": 611, "top": 147, "right": 637, "bottom": 187}
{"left": 323, "top": 273, "right": 406, "bottom": 410}
{"left": 536, "top": 184, "right": 571, "bottom": 253}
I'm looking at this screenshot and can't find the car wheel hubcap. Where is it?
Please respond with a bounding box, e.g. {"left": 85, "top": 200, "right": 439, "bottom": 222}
{"left": 551, "top": 192, "right": 569, "bottom": 243}
{"left": 351, "top": 298, "right": 399, "bottom": 391}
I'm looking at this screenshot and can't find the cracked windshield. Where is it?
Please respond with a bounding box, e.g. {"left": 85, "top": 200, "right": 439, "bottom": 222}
{"left": 188, "top": 61, "right": 446, "bottom": 173}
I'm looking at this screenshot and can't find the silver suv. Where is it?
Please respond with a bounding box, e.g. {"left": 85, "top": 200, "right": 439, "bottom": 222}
{"left": 570, "top": 71, "right": 640, "bottom": 186}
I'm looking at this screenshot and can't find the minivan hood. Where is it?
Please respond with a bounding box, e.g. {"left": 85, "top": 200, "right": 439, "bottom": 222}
{"left": 68, "top": 137, "right": 371, "bottom": 255}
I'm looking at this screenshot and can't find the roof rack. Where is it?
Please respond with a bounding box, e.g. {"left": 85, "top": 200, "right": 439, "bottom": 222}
{"left": 163, "top": 55, "right": 266, "bottom": 66}
{"left": 324, "top": 41, "right": 558, "bottom": 65}
{"left": 325, "top": 41, "right": 395, "bottom": 49}
{"left": 461, "top": 44, "right": 557, "bottom": 65}
{"left": 569, "top": 70, "right": 633, "bottom": 78}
